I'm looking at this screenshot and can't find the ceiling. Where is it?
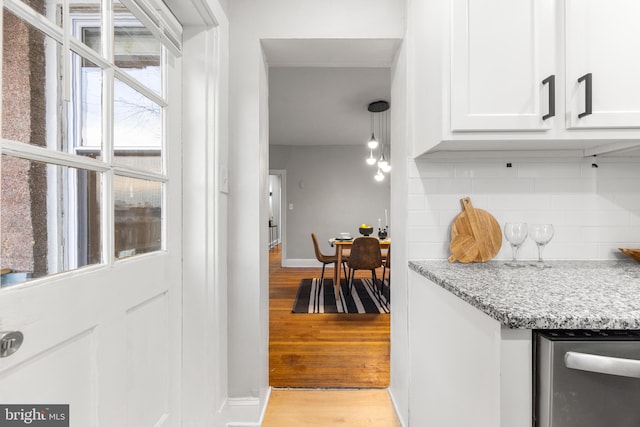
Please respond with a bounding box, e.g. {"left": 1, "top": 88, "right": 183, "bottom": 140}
{"left": 263, "top": 39, "right": 401, "bottom": 146}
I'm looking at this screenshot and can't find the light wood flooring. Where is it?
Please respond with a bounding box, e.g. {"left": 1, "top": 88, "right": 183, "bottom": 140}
{"left": 269, "top": 244, "right": 390, "bottom": 388}
{"left": 261, "top": 389, "right": 401, "bottom": 427}
{"left": 266, "top": 245, "right": 397, "bottom": 425}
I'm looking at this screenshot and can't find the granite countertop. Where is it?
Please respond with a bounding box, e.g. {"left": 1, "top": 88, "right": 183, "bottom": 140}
{"left": 409, "top": 260, "right": 640, "bottom": 329}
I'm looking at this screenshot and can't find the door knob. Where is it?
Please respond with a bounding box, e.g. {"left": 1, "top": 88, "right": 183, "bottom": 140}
{"left": 0, "top": 331, "right": 24, "bottom": 358}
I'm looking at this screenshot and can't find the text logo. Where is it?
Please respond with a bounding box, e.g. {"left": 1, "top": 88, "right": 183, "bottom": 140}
{"left": 0, "top": 405, "right": 69, "bottom": 426}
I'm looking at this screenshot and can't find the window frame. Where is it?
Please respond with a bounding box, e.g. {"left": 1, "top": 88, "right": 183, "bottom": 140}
{"left": 0, "top": 0, "right": 181, "bottom": 285}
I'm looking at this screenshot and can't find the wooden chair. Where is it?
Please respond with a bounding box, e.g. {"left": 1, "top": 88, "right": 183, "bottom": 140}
{"left": 346, "top": 237, "right": 383, "bottom": 297}
{"left": 311, "top": 233, "right": 348, "bottom": 286}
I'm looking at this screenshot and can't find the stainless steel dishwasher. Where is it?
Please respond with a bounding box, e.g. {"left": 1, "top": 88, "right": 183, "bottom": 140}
{"left": 535, "top": 330, "right": 640, "bottom": 427}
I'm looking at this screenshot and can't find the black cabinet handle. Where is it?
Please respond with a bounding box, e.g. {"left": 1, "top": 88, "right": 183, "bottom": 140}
{"left": 578, "top": 73, "right": 592, "bottom": 118}
{"left": 542, "top": 75, "right": 555, "bottom": 120}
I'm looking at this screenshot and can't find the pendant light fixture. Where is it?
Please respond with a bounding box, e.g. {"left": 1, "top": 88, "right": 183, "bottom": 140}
{"left": 365, "top": 100, "right": 391, "bottom": 181}
{"left": 366, "top": 148, "right": 377, "bottom": 165}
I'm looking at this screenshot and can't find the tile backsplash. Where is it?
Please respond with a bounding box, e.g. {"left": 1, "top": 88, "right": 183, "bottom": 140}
{"left": 408, "top": 156, "right": 640, "bottom": 261}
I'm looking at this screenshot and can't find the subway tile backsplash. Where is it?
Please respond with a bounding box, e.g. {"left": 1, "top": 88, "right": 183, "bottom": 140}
{"left": 408, "top": 156, "right": 640, "bottom": 261}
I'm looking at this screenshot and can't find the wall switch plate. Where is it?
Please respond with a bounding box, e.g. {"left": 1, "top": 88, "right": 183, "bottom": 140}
{"left": 220, "top": 165, "right": 229, "bottom": 194}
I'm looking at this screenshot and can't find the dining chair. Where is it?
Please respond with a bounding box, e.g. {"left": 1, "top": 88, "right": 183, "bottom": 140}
{"left": 346, "top": 237, "right": 383, "bottom": 298}
{"left": 311, "top": 233, "right": 348, "bottom": 286}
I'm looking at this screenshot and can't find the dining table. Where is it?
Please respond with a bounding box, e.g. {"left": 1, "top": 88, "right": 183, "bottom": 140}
{"left": 330, "top": 236, "right": 391, "bottom": 303}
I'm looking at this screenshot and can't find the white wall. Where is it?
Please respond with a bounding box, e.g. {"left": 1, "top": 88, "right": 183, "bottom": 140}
{"left": 388, "top": 35, "right": 409, "bottom": 424}
{"left": 270, "top": 144, "right": 391, "bottom": 263}
{"left": 227, "top": 1, "right": 405, "bottom": 421}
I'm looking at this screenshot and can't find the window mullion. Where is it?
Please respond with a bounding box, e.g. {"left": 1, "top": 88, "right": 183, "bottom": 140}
{"left": 0, "top": 139, "right": 110, "bottom": 172}
{"left": 103, "top": 0, "right": 115, "bottom": 265}
{"left": 62, "top": 0, "right": 71, "bottom": 102}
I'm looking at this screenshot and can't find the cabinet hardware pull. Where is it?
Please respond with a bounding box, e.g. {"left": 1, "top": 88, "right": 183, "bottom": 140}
{"left": 542, "top": 75, "right": 555, "bottom": 120}
{"left": 578, "top": 73, "right": 592, "bottom": 118}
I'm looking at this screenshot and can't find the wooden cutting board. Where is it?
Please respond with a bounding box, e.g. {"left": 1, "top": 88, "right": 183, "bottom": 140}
{"left": 449, "top": 197, "right": 502, "bottom": 263}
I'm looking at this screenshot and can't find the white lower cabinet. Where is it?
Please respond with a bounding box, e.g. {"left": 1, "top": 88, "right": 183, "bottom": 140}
{"left": 408, "top": 270, "right": 532, "bottom": 427}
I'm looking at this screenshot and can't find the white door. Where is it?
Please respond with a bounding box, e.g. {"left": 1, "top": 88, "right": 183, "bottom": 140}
{"left": 565, "top": 0, "right": 640, "bottom": 129}
{"left": 0, "top": 1, "right": 183, "bottom": 425}
{"left": 450, "top": 0, "right": 556, "bottom": 131}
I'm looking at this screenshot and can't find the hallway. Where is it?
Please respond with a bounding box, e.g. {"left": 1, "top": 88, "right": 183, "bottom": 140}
{"left": 266, "top": 245, "right": 397, "bottom": 426}
{"left": 268, "top": 244, "right": 390, "bottom": 387}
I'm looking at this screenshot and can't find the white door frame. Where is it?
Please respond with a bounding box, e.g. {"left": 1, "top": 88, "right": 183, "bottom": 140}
{"left": 167, "top": 0, "right": 231, "bottom": 425}
{"left": 269, "top": 169, "right": 286, "bottom": 263}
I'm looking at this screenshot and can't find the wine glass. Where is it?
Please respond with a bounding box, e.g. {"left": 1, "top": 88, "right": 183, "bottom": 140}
{"left": 529, "top": 224, "right": 554, "bottom": 268}
{"left": 504, "top": 222, "right": 528, "bottom": 267}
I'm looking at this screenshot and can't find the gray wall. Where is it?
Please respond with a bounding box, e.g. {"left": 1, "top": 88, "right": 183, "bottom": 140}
{"left": 270, "top": 144, "right": 390, "bottom": 263}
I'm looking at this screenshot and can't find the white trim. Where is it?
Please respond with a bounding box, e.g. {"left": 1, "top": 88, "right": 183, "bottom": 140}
{"left": 119, "top": 0, "right": 182, "bottom": 55}
{"left": 226, "top": 397, "right": 261, "bottom": 407}
{"left": 388, "top": 388, "right": 408, "bottom": 427}
{"left": 269, "top": 168, "right": 286, "bottom": 261}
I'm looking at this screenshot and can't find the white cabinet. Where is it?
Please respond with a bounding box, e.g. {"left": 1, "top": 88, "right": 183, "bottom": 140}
{"left": 450, "top": 0, "right": 556, "bottom": 132}
{"left": 407, "top": 271, "right": 532, "bottom": 427}
{"left": 565, "top": 0, "right": 640, "bottom": 129}
{"left": 411, "top": 0, "right": 640, "bottom": 157}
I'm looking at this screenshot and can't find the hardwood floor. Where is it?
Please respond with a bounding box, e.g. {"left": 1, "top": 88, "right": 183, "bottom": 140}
{"left": 261, "top": 389, "right": 401, "bottom": 427}
{"left": 269, "top": 244, "right": 390, "bottom": 388}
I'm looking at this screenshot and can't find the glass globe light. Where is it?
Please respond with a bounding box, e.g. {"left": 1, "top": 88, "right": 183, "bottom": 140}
{"left": 366, "top": 149, "right": 377, "bottom": 165}
{"left": 367, "top": 133, "right": 379, "bottom": 149}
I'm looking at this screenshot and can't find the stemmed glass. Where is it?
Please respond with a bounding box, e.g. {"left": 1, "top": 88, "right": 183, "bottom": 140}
{"left": 504, "top": 223, "right": 528, "bottom": 267}
{"left": 529, "top": 224, "right": 554, "bottom": 268}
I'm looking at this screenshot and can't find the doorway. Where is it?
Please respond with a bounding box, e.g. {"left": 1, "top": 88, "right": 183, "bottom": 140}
{"left": 268, "top": 172, "right": 283, "bottom": 250}
{"left": 266, "top": 48, "right": 395, "bottom": 387}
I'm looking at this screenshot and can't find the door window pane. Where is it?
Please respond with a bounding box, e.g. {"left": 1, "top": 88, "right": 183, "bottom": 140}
{"left": 1, "top": 155, "right": 102, "bottom": 287}
{"left": 114, "top": 1, "right": 162, "bottom": 96}
{"left": 114, "top": 176, "right": 162, "bottom": 259}
{"left": 2, "top": 9, "right": 64, "bottom": 151}
{"left": 114, "top": 78, "right": 162, "bottom": 173}
{"left": 71, "top": 52, "right": 103, "bottom": 157}
{"left": 69, "top": 1, "right": 102, "bottom": 55}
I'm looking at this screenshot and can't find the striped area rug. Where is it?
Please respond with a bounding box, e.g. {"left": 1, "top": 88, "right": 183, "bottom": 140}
{"left": 291, "top": 278, "right": 390, "bottom": 314}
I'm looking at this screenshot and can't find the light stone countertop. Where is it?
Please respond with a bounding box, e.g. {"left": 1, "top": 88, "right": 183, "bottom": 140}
{"left": 409, "top": 260, "right": 640, "bottom": 329}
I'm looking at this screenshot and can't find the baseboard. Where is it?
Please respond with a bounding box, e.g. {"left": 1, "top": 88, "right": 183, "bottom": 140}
{"left": 282, "top": 258, "right": 320, "bottom": 268}
{"left": 259, "top": 387, "right": 272, "bottom": 425}
{"left": 388, "top": 388, "right": 408, "bottom": 427}
{"left": 218, "top": 396, "right": 263, "bottom": 427}
{"left": 227, "top": 397, "right": 260, "bottom": 406}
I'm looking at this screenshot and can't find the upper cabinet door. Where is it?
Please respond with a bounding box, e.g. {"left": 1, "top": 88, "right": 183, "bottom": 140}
{"left": 450, "top": 0, "right": 556, "bottom": 132}
{"left": 566, "top": 0, "right": 640, "bottom": 129}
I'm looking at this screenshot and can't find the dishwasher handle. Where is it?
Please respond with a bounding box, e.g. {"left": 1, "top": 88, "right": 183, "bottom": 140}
{"left": 565, "top": 351, "right": 640, "bottom": 379}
